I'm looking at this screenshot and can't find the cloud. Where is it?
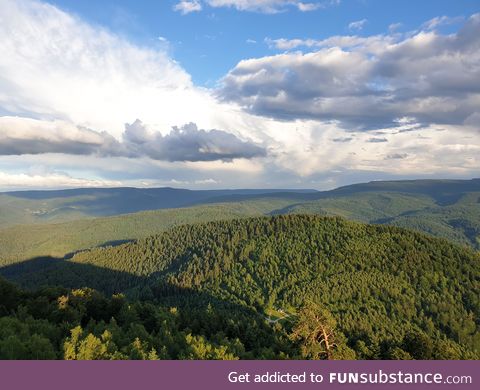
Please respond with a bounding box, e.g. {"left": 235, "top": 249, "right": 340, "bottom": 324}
{"left": 219, "top": 14, "right": 480, "bottom": 129}
{"left": 1, "top": 0, "right": 479, "bottom": 191}
{"left": 388, "top": 23, "right": 402, "bottom": 33}
{"left": 422, "top": 15, "right": 464, "bottom": 31}
{"left": 0, "top": 116, "right": 266, "bottom": 162}
{"left": 297, "top": 2, "right": 322, "bottom": 12}
{"left": 174, "top": 0, "right": 334, "bottom": 14}
{"left": 0, "top": 117, "right": 122, "bottom": 156}
{"left": 385, "top": 153, "right": 408, "bottom": 160}
{"left": 0, "top": 0, "right": 213, "bottom": 136}
{"left": 123, "top": 120, "right": 267, "bottom": 162}
{"left": 173, "top": 1, "right": 203, "bottom": 14}
{"left": 265, "top": 34, "right": 393, "bottom": 50}
{"left": 348, "top": 19, "right": 367, "bottom": 31}
{"left": 194, "top": 178, "right": 219, "bottom": 184}
{"left": 0, "top": 171, "right": 122, "bottom": 190}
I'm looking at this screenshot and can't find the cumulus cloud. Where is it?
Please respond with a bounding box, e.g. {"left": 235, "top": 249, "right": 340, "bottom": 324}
{"left": 0, "top": 117, "right": 266, "bottom": 162}
{"left": 122, "top": 120, "right": 267, "bottom": 162}
{"left": 219, "top": 14, "right": 480, "bottom": 129}
{"left": 0, "top": 0, "right": 214, "bottom": 136}
{"left": 1, "top": 0, "right": 479, "bottom": 191}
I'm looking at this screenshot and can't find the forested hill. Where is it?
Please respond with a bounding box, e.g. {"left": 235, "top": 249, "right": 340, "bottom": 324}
{"left": 1, "top": 179, "right": 479, "bottom": 265}
{"left": 2, "top": 178, "right": 479, "bottom": 230}
{"left": 2, "top": 215, "right": 479, "bottom": 359}
{"left": 0, "top": 187, "right": 314, "bottom": 227}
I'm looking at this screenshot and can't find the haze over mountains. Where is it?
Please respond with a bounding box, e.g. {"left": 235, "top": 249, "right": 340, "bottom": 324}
{"left": 2, "top": 178, "right": 479, "bottom": 224}
{"left": 0, "top": 187, "right": 317, "bottom": 227}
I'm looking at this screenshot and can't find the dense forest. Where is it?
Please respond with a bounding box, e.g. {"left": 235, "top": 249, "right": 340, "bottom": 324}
{"left": 0, "top": 200, "right": 290, "bottom": 266}
{"left": 1, "top": 180, "right": 479, "bottom": 266}
{"left": 1, "top": 215, "right": 478, "bottom": 360}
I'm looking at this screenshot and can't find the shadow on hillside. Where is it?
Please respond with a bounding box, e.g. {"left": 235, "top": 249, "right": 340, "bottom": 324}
{"left": 0, "top": 256, "right": 148, "bottom": 296}
{"left": 0, "top": 256, "right": 277, "bottom": 344}
{"left": 0, "top": 256, "right": 263, "bottom": 315}
{"left": 61, "top": 239, "right": 136, "bottom": 260}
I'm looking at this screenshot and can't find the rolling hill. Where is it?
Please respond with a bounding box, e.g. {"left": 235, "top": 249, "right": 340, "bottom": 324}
{"left": 1, "top": 215, "right": 479, "bottom": 360}
{"left": 0, "top": 199, "right": 294, "bottom": 266}
{"left": 0, "top": 179, "right": 478, "bottom": 266}
{"left": 0, "top": 187, "right": 314, "bottom": 228}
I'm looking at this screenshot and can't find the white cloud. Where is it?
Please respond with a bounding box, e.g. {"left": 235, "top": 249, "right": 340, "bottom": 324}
{"left": 194, "top": 178, "right": 220, "bottom": 184}
{"left": 422, "top": 15, "right": 464, "bottom": 30}
{"left": 177, "top": 0, "right": 334, "bottom": 14}
{"left": 0, "top": 171, "right": 122, "bottom": 190}
{"left": 388, "top": 22, "right": 402, "bottom": 33}
{"left": 297, "top": 2, "right": 322, "bottom": 12}
{"left": 220, "top": 14, "right": 480, "bottom": 129}
{"left": 173, "top": 1, "right": 203, "bottom": 14}
{"left": 0, "top": 0, "right": 213, "bottom": 137}
{"left": 0, "top": 116, "right": 266, "bottom": 162}
{"left": 0, "top": 0, "right": 478, "bottom": 191}
{"left": 0, "top": 116, "right": 120, "bottom": 156}
{"left": 348, "top": 18, "right": 367, "bottom": 31}
{"left": 265, "top": 34, "right": 393, "bottom": 51}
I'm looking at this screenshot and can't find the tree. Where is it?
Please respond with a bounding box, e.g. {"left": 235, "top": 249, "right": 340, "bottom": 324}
{"left": 290, "top": 301, "right": 337, "bottom": 360}
{"left": 27, "top": 335, "right": 57, "bottom": 359}
{"left": 402, "top": 330, "right": 434, "bottom": 360}
{"left": 77, "top": 334, "right": 108, "bottom": 360}
{"left": 64, "top": 326, "right": 83, "bottom": 360}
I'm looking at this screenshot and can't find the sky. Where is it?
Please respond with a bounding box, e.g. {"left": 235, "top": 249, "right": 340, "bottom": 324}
{"left": 0, "top": 0, "right": 479, "bottom": 190}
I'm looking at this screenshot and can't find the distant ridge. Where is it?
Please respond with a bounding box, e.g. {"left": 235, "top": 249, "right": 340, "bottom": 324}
{"left": 0, "top": 179, "right": 479, "bottom": 252}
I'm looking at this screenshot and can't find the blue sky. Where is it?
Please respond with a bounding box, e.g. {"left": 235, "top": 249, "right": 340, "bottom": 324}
{"left": 0, "top": 0, "right": 479, "bottom": 190}
{"left": 49, "top": 0, "right": 479, "bottom": 85}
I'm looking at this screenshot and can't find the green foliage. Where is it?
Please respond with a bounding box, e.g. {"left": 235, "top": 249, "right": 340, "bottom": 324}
{"left": 1, "top": 215, "right": 478, "bottom": 360}
{"left": 282, "top": 191, "right": 480, "bottom": 250}
{"left": 0, "top": 200, "right": 291, "bottom": 266}
{"left": 1, "top": 179, "right": 480, "bottom": 268}
{"left": 0, "top": 277, "right": 287, "bottom": 360}
{"left": 290, "top": 302, "right": 339, "bottom": 360}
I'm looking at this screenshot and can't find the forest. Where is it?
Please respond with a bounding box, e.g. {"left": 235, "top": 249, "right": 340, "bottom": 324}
{"left": 1, "top": 179, "right": 479, "bottom": 267}
{"left": 1, "top": 215, "right": 478, "bottom": 360}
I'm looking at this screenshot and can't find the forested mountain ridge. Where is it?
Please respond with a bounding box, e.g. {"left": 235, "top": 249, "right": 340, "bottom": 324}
{"left": 2, "top": 215, "right": 479, "bottom": 360}
{"left": 279, "top": 190, "right": 480, "bottom": 249}
{"left": 0, "top": 187, "right": 313, "bottom": 228}
{"left": 0, "top": 179, "right": 479, "bottom": 265}
{"left": 2, "top": 178, "right": 478, "bottom": 229}
{"left": 0, "top": 199, "right": 294, "bottom": 266}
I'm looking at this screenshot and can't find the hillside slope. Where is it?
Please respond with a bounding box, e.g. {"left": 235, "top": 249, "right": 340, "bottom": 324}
{"left": 280, "top": 191, "right": 480, "bottom": 249}
{"left": 3, "top": 215, "right": 479, "bottom": 359}
{"left": 0, "top": 199, "right": 293, "bottom": 266}
{"left": 0, "top": 187, "right": 312, "bottom": 228}
{"left": 1, "top": 179, "right": 478, "bottom": 266}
